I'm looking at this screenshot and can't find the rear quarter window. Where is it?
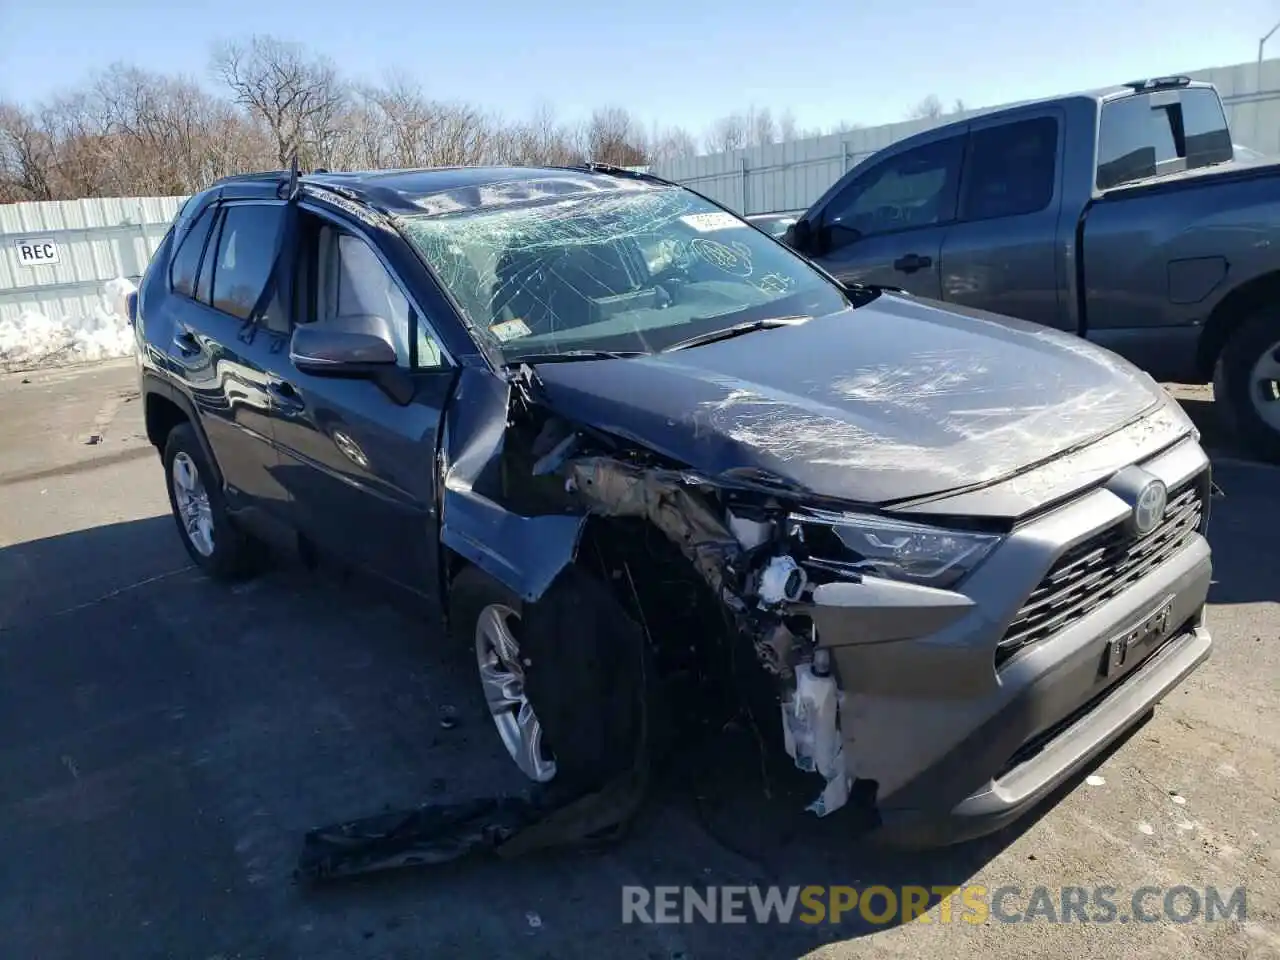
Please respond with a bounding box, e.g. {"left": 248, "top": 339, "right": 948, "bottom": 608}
{"left": 960, "top": 116, "right": 1058, "bottom": 221}
{"left": 169, "top": 205, "right": 217, "bottom": 299}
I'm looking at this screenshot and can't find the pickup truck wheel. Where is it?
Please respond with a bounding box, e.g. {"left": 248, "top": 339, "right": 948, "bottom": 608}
{"left": 450, "top": 565, "right": 652, "bottom": 793}
{"left": 162, "top": 424, "right": 260, "bottom": 580}
{"left": 1214, "top": 312, "right": 1280, "bottom": 464}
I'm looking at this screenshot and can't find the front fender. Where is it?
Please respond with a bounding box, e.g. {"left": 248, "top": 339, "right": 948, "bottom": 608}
{"left": 438, "top": 366, "right": 586, "bottom": 602}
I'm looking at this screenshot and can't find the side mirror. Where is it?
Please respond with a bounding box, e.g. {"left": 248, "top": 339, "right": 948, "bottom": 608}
{"left": 290, "top": 314, "right": 398, "bottom": 377}
{"left": 784, "top": 218, "right": 812, "bottom": 251}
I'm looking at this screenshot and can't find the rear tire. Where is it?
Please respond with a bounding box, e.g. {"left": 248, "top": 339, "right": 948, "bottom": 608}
{"left": 1213, "top": 310, "right": 1280, "bottom": 463}
{"left": 162, "top": 423, "right": 261, "bottom": 580}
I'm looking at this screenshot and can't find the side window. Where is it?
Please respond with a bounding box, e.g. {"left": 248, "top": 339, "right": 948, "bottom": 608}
{"left": 194, "top": 209, "right": 225, "bottom": 304}
{"left": 169, "top": 204, "right": 216, "bottom": 298}
{"left": 209, "top": 203, "right": 286, "bottom": 330}
{"left": 312, "top": 226, "right": 446, "bottom": 369}
{"left": 825, "top": 136, "right": 964, "bottom": 241}
{"left": 961, "top": 117, "right": 1058, "bottom": 221}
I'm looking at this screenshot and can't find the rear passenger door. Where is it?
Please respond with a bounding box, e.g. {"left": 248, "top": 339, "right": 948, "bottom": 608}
{"left": 165, "top": 198, "right": 291, "bottom": 514}
{"left": 808, "top": 135, "right": 965, "bottom": 300}
{"left": 268, "top": 205, "right": 455, "bottom": 597}
{"left": 940, "top": 111, "right": 1067, "bottom": 330}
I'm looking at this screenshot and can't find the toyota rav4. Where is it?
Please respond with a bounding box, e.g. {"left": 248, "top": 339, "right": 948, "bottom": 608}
{"left": 133, "top": 163, "right": 1213, "bottom": 845}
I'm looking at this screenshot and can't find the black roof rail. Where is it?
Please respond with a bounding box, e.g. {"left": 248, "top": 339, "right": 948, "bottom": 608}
{"left": 208, "top": 168, "right": 369, "bottom": 205}
{"left": 1124, "top": 75, "right": 1193, "bottom": 92}
{"left": 564, "top": 161, "right": 676, "bottom": 186}
{"left": 211, "top": 170, "right": 290, "bottom": 185}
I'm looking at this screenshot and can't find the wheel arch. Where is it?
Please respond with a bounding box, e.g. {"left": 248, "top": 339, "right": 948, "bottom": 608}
{"left": 142, "top": 374, "right": 224, "bottom": 489}
{"left": 1198, "top": 269, "right": 1280, "bottom": 378}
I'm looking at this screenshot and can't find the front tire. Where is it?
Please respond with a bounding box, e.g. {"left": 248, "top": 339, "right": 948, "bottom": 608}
{"left": 1214, "top": 311, "right": 1280, "bottom": 463}
{"left": 162, "top": 423, "right": 259, "bottom": 580}
{"left": 449, "top": 565, "right": 651, "bottom": 793}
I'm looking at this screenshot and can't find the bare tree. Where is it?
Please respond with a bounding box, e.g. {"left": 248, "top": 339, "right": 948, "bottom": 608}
{"left": 212, "top": 34, "right": 347, "bottom": 168}
{"left": 0, "top": 103, "right": 56, "bottom": 201}
{"left": 7, "top": 37, "right": 888, "bottom": 199}
{"left": 647, "top": 124, "right": 698, "bottom": 164}
{"left": 908, "top": 95, "right": 945, "bottom": 121}
{"left": 750, "top": 106, "right": 776, "bottom": 147}
{"left": 779, "top": 108, "right": 799, "bottom": 143}
{"left": 584, "top": 106, "right": 647, "bottom": 166}
{"left": 952, "top": 98, "right": 967, "bottom": 114}
{"left": 704, "top": 112, "right": 748, "bottom": 154}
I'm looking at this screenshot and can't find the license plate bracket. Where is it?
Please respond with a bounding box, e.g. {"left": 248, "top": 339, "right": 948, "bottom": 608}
{"left": 1101, "top": 596, "right": 1175, "bottom": 678}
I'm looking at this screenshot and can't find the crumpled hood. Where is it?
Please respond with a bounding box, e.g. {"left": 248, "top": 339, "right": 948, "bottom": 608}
{"left": 530, "top": 294, "right": 1171, "bottom": 507}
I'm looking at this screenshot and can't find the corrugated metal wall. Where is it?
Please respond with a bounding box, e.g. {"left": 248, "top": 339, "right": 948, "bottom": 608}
{"left": 654, "top": 56, "right": 1280, "bottom": 215}
{"left": 0, "top": 195, "right": 187, "bottom": 327}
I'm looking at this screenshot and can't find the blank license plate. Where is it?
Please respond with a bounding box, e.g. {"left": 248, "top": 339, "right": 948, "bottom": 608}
{"left": 1101, "top": 596, "right": 1175, "bottom": 678}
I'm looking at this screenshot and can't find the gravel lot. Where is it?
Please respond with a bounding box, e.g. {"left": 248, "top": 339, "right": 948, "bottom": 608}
{"left": 0, "top": 359, "right": 1276, "bottom": 960}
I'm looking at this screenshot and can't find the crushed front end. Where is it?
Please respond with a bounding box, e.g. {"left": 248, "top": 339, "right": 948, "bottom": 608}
{"left": 443, "top": 368, "right": 1214, "bottom": 843}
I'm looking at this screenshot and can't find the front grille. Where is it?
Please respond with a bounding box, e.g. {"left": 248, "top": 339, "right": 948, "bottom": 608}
{"left": 997, "top": 476, "right": 1206, "bottom": 663}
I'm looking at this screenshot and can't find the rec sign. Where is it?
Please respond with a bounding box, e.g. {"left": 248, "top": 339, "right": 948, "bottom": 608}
{"left": 15, "top": 237, "right": 60, "bottom": 267}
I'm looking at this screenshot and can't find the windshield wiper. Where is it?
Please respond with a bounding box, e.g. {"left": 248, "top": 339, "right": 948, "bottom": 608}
{"left": 662, "top": 315, "right": 810, "bottom": 353}
{"left": 506, "top": 349, "right": 648, "bottom": 365}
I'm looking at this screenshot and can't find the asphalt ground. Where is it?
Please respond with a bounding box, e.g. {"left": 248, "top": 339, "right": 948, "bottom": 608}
{"left": 0, "top": 359, "right": 1276, "bottom": 959}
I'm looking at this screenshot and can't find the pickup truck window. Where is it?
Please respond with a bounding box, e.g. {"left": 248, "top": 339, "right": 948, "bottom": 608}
{"left": 825, "top": 136, "right": 964, "bottom": 241}
{"left": 1096, "top": 87, "right": 1233, "bottom": 190}
{"left": 960, "top": 117, "right": 1058, "bottom": 221}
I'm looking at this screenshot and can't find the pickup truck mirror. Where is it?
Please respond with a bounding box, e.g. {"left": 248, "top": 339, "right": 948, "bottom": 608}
{"left": 290, "top": 314, "right": 399, "bottom": 377}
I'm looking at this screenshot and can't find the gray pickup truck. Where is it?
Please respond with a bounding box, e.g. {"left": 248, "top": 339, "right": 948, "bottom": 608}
{"left": 783, "top": 77, "right": 1280, "bottom": 462}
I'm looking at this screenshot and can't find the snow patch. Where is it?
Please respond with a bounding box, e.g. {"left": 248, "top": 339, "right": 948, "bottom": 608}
{"left": 0, "top": 277, "right": 137, "bottom": 370}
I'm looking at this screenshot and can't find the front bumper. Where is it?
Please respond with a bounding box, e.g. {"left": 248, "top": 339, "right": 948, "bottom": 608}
{"left": 809, "top": 435, "right": 1213, "bottom": 846}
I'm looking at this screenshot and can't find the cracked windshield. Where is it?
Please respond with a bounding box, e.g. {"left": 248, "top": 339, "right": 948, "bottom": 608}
{"left": 401, "top": 179, "right": 848, "bottom": 360}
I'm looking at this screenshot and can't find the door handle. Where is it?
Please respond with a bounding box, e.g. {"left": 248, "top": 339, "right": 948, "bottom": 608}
{"left": 172, "top": 330, "right": 201, "bottom": 355}
{"left": 268, "top": 379, "right": 305, "bottom": 410}
{"left": 893, "top": 253, "right": 933, "bottom": 274}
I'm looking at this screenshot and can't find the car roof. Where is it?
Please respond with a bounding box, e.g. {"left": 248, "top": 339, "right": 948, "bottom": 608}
{"left": 209, "top": 165, "right": 668, "bottom": 217}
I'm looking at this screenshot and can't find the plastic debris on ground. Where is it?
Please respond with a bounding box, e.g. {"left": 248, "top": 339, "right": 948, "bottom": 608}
{"left": 295, "top": 761, "right": 648, "bottom": 883}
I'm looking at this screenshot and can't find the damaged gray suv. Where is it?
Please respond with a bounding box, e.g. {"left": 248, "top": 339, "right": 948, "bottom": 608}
{"left": 134, "top": 163, "right": 1213, "bottom": 846}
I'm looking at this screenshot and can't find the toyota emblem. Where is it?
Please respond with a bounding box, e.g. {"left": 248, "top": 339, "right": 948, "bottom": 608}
{"left": 1133, "top": 479, "right": 1168, "bottom": 536}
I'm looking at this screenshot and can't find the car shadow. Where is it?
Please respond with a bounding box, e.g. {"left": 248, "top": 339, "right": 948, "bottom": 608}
{"left": 1203, "top": 458, "right": 1280, "bottom": 605}
{"left": 1171, "top": 395, "right": 1232, "bottom": 455}
{"left": 0, "top": 513, "right": 191, "bottom": 631}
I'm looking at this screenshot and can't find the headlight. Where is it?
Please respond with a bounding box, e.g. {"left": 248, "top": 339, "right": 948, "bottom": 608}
{"left": 791, "top": 509, "right": 1000, "bottom": 589}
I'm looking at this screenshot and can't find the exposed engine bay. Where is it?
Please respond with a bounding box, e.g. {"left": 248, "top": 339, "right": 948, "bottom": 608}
{"left": 452, "top": 361, "right": 899, "bottom": 820}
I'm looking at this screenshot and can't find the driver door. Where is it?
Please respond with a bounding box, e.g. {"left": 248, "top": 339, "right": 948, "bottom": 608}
{"left": 269, "top": 207, "right": 455, "bottom": 598}
{"left": 807, "top": 133, "right": 966, "bottom": 301}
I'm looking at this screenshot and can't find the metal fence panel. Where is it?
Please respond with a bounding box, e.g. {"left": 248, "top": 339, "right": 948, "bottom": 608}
{"left": 0, "top": 195, "right": 188, "bottom": 327}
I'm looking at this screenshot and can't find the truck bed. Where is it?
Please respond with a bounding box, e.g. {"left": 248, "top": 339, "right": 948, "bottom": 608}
{"left": 1098, "top": 156, "right": 1280, "bottom": 201}
{"left": 1080, "top": 157, "right": 1280, "bottom": 381}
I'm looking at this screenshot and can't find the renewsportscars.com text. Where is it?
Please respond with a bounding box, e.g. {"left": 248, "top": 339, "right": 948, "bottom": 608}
{"left": 621, "top": 884, "right": 1248, "bottom": 926}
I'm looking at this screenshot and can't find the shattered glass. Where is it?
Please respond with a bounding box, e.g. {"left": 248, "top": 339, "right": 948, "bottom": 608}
{"left": 397, "top": 178, "right": 847, "bottom": 362}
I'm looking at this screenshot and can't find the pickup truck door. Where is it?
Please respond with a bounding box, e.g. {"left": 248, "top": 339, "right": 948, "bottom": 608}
{"left": 939, "top": 109, "right": 1068, "bottom": 330}
{"left": 803, "top": 133, "right": 966, "bottom": 300}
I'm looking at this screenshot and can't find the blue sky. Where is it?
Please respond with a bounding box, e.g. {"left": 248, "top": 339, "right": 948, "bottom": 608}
{"left": 1, "top": 0, "right": 1277, "bottom": 135}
